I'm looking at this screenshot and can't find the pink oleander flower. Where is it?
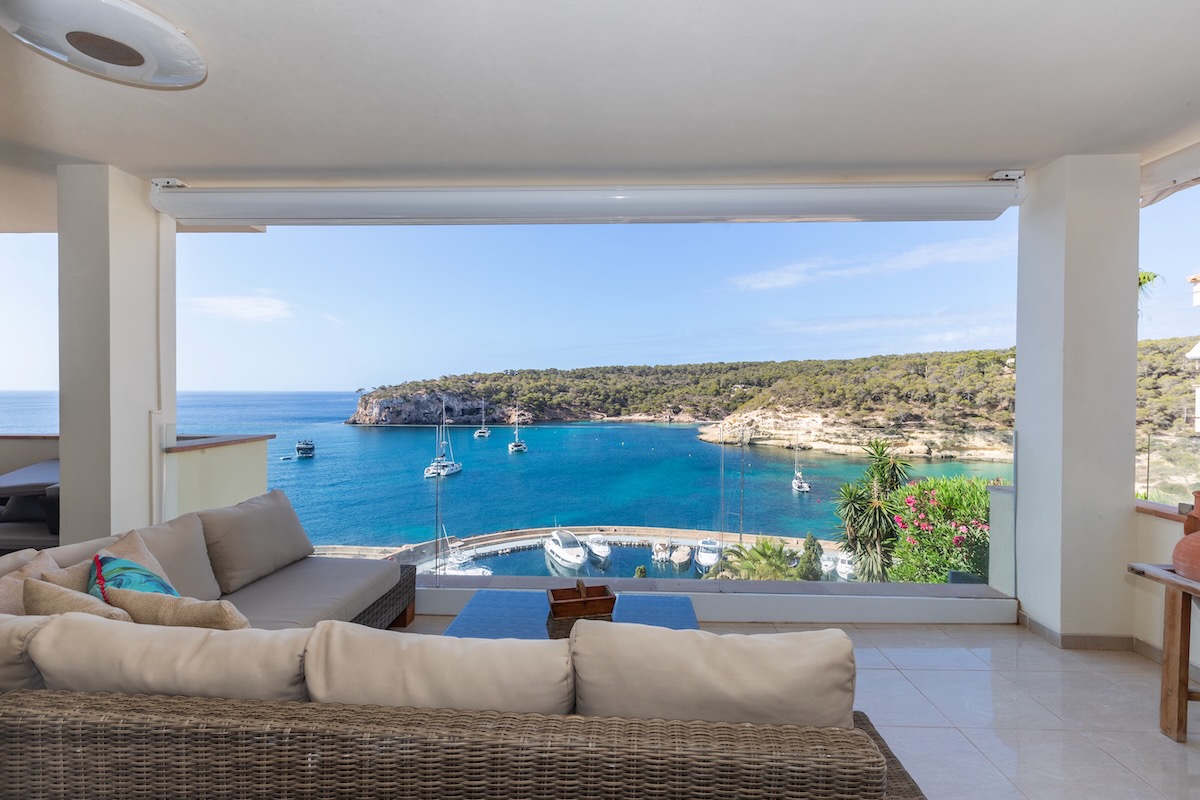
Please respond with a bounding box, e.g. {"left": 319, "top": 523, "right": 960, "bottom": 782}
{"left": 981, "top": 524, "right": 990, "bottom": 532}
{"left": 920, "top": 523, "right": 931, "bottom": 531}
{"left": 953, "top": 535, "right": 965, "bottom": 547}
{"left": 897, "top": 520, "right": 908, "bottom": 529}
{"left": 894, "top": 514, "right": 904, "bottom": 523}
{"left": 958, "top": 525, "right": 969, "bottom": 533}
{"left": 905, "top": 495, "right": 916, "bottom": 507}
{"left": 918, "top": 513, "right": 925, "bottom": 519}
{"left": 906, "top": 536, "right": 917, "bottom": 545}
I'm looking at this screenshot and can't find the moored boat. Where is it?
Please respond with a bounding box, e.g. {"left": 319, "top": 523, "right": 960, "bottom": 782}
{"left": 508, "top": 402, "right": 528, "bottom": 453}
{"left": 295, "top": 440, "right": 315, "bottom": 458}
{"left": 669, "top": 544, "right": 693, "bottom": 570}
{"left": 543, "top": 528, "right": 587, "bottom": 571}
{"left": 791, "top": 440, "right": 810, "bottom": 492}
{"left": 836, "top": 552, "right": 856, "bottom": 580}
{"left": 821, "top": 552, "right": 836, "bottom": 575}
{"left": 584, "top": 533, "right": 611, "bottom": 563}
{"left": 430, "top": 527, "right": 492, "bottom": 576}
{"left": 473, "top": 399, "right": 490, "bottom": 438}
{"left": 650, "top": 540, "right": 671, "bottom": 563}
{"left": 694, "top": 538, "right": 721, "bottom": 574}
{"left": 424, "top": 401, "right": 463, "bottom": 477}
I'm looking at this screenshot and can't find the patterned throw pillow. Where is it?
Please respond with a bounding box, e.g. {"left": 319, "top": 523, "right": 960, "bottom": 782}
{"left": 88, "top": 555, "right": 179, "bottom": 603}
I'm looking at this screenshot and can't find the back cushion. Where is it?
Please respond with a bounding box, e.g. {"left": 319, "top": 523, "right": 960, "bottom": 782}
{"left": 44, "top": 536, "right": 118, "bottom": 568}
{"left": 198, "top": 490, "right": 314, "bottom": 594}
{"left": 570, "top": 621, "right": 856, "bottom": 729}
{"left": 28, "top": 612, "right": 311, "bottom": 701}
{"left": 0, "top": 548, "right": 37, "bottom": 578}
{"left": 132, "top": 513, "right": 222, "bottom": 601}
{"left": 0, "top": 613, "right": 51, "bottom": 691}
{"left": 305, "top": 620, "right": 575, "bottom": 715}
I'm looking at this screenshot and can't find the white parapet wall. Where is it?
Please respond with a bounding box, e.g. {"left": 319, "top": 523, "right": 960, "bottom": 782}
{"left": 0, "top": 437, "right": 59, "bottom": 474}
{"left": 164, "top": 435, "right": 272, "bottom": 520}
{"left": 1131, "top": 503, "right": 1200, "bottom": 673}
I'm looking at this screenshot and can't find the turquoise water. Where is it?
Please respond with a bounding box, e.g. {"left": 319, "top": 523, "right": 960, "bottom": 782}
{"left": 1, "top": 391, "right": 1012, "bottom": 558}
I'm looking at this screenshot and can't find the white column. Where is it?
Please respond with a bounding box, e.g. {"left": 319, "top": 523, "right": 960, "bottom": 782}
{"left": 1015, "top": 155, "right": 1140, "bottom": 641}
{"left": 57, "top": 165, "right": 177, "bottom": 542}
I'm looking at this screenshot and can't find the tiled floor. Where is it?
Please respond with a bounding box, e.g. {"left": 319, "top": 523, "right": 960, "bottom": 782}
{"left": 406, "top": 615, "right": 1200, "bottom": 800}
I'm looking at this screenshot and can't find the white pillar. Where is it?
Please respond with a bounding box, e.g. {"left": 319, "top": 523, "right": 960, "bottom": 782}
{"left": 1015, "top": 155, "right": 1140, "bottom": 642}
{"left": 57, "top": 165, "right": 177, "bottom": 542}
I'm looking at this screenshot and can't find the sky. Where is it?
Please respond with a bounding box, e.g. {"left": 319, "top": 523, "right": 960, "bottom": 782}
{"left": 1, "top": 189, "right": 1198, "bottom": 392}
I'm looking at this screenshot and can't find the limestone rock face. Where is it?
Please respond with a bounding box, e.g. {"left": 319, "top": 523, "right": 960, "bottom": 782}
{"left": 348, "top": 393, "right": 506, "bottom": 426}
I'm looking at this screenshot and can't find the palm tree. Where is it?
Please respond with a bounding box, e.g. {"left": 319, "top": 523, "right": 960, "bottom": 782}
{"left": 833, "top": 439, "right": 911, "bottom": 582}
{"left": 708, "top": 537, "right": 801, "bottom": 581}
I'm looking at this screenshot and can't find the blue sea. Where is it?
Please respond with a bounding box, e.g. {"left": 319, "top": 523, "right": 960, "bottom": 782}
{"left": 2, "top": 391, "right": 1012, "bottom": 575}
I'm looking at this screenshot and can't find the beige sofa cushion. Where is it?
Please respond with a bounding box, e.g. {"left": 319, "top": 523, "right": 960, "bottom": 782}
{"left": 0, "top": 613, "right": 51, "bottom": 691}
{"left": 0, "top": 550, "right": 60, "bottom": 614}
{"left": 44, "top": 536, "right": 118, "bottom": 568}
{"left": 105, "top": 587, "right": 249, "bottom": 630}
{"left": 133, "top": 513, "right": 222, "bottom": 601}
{"left": 571, "top": 621, "right": 856, "bottom": 729}
{"left": 0, "top": 548, "right": 37, "bottom": 578}
{"left": 23, "top": 579, "right": 132, "bottom": 621}
{"left": 199, "top": 490, "right": 314, "bottom": 594}
{"left": 306, "top": 620, "right": 575, "bottom": 715}
{"left": 41, "top": 530, "right": 171, "bottom": 594}
{"left": 220, "top": 556, "right": 401, "bottom": 629}
{"left": 28, "top": 613, "right": 310, "bottom": 701}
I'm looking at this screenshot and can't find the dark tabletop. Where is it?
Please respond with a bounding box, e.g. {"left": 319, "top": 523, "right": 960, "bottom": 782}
{"left": 443, "top": 589, "right": 698, "bottom": 639}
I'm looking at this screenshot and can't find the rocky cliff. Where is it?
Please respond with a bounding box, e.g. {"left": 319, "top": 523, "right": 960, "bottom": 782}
{"left": 348, "top": 393, "right": 524, "bottom": 426}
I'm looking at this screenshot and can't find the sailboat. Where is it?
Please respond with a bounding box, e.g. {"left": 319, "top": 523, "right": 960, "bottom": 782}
{"left": 423, "top": 401, "right": 463, "bottom": 477}
{"left": 791, "top": 439, "right": 811, "bottom": 492}
{"left": 473, "top": 399, "right": 490, "bottom": 438}
{"left": 508, "top": 402, "right": 528, "bottom": 453}
{"left": 430, "top": 525, "right": 491, "bottom": 576}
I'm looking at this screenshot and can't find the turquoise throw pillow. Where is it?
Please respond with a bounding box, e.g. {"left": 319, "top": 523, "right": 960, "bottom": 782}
{"left": 88, "top": 555, "right": 180, "bottom": 603}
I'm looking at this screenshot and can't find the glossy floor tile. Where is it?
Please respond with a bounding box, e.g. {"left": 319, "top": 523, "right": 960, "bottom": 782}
{"left": 410, "top": 615, "right": 1199, "bottom": 799}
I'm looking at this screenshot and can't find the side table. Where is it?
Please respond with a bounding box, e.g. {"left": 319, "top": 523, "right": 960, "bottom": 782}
{"left": 1127, "top": 563, "right": 1200, "bottom": 741}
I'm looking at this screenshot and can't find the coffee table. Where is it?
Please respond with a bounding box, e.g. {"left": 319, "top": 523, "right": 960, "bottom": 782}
{"left": 443, "top": 589, "right": 698, "bottom": 639}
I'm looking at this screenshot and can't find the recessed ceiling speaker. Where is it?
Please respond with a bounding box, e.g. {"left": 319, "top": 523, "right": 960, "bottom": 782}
{"left": 0, "top": 0, "right": 205, "bottom": 89}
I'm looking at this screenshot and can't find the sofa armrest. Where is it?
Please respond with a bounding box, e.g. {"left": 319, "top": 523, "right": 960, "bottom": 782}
{"left": 0, "top": 689, "right": 887, "bottom": 799}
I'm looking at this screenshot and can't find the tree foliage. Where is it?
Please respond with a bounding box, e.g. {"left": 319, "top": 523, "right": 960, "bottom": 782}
{"left": 361, "top": 337, "right": 1198, "bottom": 434}
{"left": 708, "top": 537, "right": 803, "bottom": 581}
{"left": 833, "top": 439, "right": 912, "bottom": 582}
{"left": 795, "top": 532, "right": 824, "bottom": 581}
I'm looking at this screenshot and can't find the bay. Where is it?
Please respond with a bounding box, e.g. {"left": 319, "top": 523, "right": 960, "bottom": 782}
{"left": 1, "top": 391, "right": 1013, "bottom": 552}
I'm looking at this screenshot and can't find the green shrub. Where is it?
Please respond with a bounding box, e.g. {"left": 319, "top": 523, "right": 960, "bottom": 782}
{"left": 887, "top": 476, "right": 991, "bottom": 583}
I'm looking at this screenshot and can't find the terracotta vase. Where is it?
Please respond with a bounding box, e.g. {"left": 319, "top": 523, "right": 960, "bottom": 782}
{"left": 1172, "top": 490, "right": 1200, "bottom": 582}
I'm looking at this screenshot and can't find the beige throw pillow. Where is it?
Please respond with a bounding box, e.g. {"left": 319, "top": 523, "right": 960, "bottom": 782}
{"left": 23, "top": 579, "right": 132, "bottom": 621}
{"left": 105, "top": 587, "right": 249, "bottom": 630}
{"left": 305, "top": 620, "right": 575, "bottom": 715}
{"left": 0, "top": 613, "right": 51, "bottom": 691}
{"left": 132, "top": 513, "right": 222, "bottom": 601}
{"left": 41, "top": 530, "right": 172, "bottom": 594}
{"left": 0, "top": 548, "right": 37, "bottom": 578}
{"left": 0, "top": 551, "right": 60, "bottom": 614}
{"left": 28, "top": 612, "right": 310, "bottom": 701}
{"left": 570, "top": 620, "right": 856, "bottom": 729}
{"left": 198, "top": 490, "right": 314, "bottom": 594}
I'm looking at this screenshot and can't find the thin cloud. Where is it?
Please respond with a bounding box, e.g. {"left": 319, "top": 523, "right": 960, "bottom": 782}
{"left": 767, "top": 306, "right": 1014, "bottom": 338}
{"left": 188, "top": 295, "right": 292, "bottom": 322}
{"left": 733, "top": 235, "right": 1016, "bottom": 291}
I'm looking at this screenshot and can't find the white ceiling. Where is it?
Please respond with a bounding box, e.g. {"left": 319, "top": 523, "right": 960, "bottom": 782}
{"left": 4, "top": 0, "right": 1200, "bottom": 232}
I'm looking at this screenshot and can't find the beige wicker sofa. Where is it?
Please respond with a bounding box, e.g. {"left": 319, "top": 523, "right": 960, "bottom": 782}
{"left": 0, "top": 615, "right": 924, "bottom": 800}
{"left": 0, "top": 489, "right": 416, "bottom": 630}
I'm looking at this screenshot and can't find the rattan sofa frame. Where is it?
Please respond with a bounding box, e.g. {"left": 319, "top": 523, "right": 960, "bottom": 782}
{"left": 0, "top": 690, "right": 926, "bottom": 800}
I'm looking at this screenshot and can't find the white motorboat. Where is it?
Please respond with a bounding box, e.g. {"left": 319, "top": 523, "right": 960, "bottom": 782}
{"left": 424, "top": 401, "right": 463, "bottom": 477}
{"left": 821, "top": 553, "right": 836, "bottom": 575}
{"left": 543, "top": 528, "right": 587, "bottom": 571}
{"left": 508, "top": 402, "right": 528, "bottom": 453}
{"left": 473, "top": 399, "right": 490, "bottom": 438}
{"left": 836, "top": 552, "right": 856, "bottom": 580}
{"left": 584, "top": 533, "right": 611, "bottom": 563}
{"left": 650, "top": 540, "right": 671, "bottom": 563}
{"left": 694, "top": 538, "right": 722, "bottom": 574}
{"left": 295, "top": 440, "right": 315, "bottom": 458}
{"left": 791, "top": 441, "right": 810, "bottom": 492}
{"left": 669, "top": 544, "right": 693, "bottom": 570}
